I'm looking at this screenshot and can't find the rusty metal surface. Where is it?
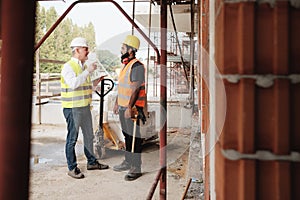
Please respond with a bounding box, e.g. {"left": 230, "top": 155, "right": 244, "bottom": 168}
{"left": 0, "top": 0, "right": 36, "bottom": 199}
{"left": 199, "top": 0, "right": 210, "bottom": 199}
{"left": 159, "top": 1, "right": 167, "bottom": 199}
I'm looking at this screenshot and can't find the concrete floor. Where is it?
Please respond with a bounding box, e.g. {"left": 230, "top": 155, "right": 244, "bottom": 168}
{"left": 29, "top": 124, "right": 194, "bottom": 200}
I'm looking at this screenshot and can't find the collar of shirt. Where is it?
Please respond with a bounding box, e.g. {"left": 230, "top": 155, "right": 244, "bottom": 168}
{"left": 71, "top": 57, "right": 85, "bottom": 70}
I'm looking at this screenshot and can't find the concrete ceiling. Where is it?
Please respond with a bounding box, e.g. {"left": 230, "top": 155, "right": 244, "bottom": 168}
{"left": 134, "top": 4, "right": 198, "bottom": 33}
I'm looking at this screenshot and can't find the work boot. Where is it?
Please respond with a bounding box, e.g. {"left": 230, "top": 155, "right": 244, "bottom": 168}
{"left": 87, "top": 160, "right": 109, "bottom": 170}
{"left": 67, "top": 167, "right": 84, "bottom": 179}
{"left": 124, "top": 166, "right": 142, "bottom": 181}
{"left": 113, "top": 160, "right": 131, "bottom": 172}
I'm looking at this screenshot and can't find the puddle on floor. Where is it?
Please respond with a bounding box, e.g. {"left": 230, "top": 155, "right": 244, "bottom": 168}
{"left": 30, "top": 156, "right": 53, "bottom": 165}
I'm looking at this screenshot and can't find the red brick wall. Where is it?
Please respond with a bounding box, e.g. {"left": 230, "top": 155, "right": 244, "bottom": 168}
{"left": 202, "top": 1, "right": 300, "bottom": 199}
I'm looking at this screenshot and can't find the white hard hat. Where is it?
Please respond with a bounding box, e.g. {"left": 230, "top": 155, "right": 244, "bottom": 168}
{"left": 70, "top": 37, "right": 88, "bottom": 48}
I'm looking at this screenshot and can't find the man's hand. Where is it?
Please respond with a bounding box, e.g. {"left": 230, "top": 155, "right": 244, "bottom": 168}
{"left": 124, "top": 106, "right": 138, "bottom": 119}
{"left": 113, "top": 103, "right": 119, "bottom": 115}
{"left": 87, "top": 62, "right": 98, "bottom": 73}
{"left": 124, "top": 107, "right": 132, "bottom": 118}
{"left": 92, "top": 75, "right": 107, "bottom": 87}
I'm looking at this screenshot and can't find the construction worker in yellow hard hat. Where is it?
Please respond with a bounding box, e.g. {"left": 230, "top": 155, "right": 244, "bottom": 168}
{"left": 61, "top": 37, "right": 109, "bottom": 179}
{"left": 117, "top": 35, "right": 141, "bottom": 65}
{"left": 123, "top": 35, "right": 140, "bottom": 51}
{"left": 113, "top": 35, "right": 146, "bottom": 181}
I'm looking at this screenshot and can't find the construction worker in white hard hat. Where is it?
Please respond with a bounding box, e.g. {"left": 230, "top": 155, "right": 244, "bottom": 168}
{"left": 113, "top": 35, "right": 146, "bottom": 181}
{"left": 61, "top": 37, "right": 109, "bottom": 179}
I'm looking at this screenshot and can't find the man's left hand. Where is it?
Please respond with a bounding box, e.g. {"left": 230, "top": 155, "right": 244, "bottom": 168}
{"left": 92, "top": 75, "right": 107, "bottom": 87}
{"left": 124, "top": 107, "right": 132, "bottom": 118}
{"left": 124, "top": 106, "right": 138, "bottom": 119}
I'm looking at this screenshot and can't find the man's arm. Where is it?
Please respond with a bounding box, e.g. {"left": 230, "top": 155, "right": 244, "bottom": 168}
{"left": 92, "top": 75, "right": 108, "bottom": 91}
{"left": 62, "top": 62, "right": 98, "bottom": 89}
{"left": 128, "top": 81, "right": 142, "bottom": 108}
{"left": 124, "top": 61, "right": 145, "bottom": 118}
{"left": 62, "top": 63, "right": 90, "bottom": 89}
{"left": 124, "top": 80, "right": 142, "bottom": 118}
{"left": 113, "top": 96, "right": 119, "bottom": 114}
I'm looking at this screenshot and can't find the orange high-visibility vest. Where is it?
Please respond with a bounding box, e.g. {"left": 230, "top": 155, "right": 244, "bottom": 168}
{"left": 117, "top": 58, "right": 146, "bottom": 107}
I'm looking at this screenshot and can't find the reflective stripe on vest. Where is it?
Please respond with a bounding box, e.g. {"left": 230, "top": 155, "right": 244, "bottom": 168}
{"left": 61, "top": 60, "right": 92, "bottom": 108}
{"left": 118, "top": 58, "right": 146, "bottom": 107}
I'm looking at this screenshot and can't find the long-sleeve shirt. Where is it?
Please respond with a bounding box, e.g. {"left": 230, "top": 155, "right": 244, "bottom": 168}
{"left": 61, "top": 57, "right": 90, "bottom": 89}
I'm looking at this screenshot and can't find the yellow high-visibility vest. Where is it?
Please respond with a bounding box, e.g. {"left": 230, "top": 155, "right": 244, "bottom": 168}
{"left": 118, "top": 58, "right": 146, "bottom": 107}
{"left": 61, "top": 60, "right": 92, "bottom": 108}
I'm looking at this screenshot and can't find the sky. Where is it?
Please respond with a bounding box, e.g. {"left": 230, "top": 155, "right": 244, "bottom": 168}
{"left": 40, "top": 0, "right": 143, "bottom": 46}
{"left": 39, "top": 0, "right": 162, "bottom": 60}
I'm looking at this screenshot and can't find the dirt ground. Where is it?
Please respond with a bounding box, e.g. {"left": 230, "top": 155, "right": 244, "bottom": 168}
{"left": 29, "top": 124, "right": 193, "bottom": 200}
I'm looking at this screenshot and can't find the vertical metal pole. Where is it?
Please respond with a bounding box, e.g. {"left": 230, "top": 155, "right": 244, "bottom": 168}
{"left": 169, "top": 63, "right": 172, "bottom": 96}
{"left": 160, "top": 0, "right": 167, "bottom": 199}
{"left": 36, "top": 49, "right": 41, "bottom": 124}
{"left": 99, "top": 80, "right": 105, "bottom": 129}
{"left": 131, "top": 0, "right": 136, "bottom": 35}
{"left": 46, "top": 73, "right": 49, "bottom": 94}
{"left": 0, "top": 0, "right": 36, "bottom": 199}
{"left": 169, "top": 3, "right": 189, "bottom": 81}
{"left": 146, "top": 0, "right": 152, "bottom": 93}
{"left": 189, "top": 0, "right": 195, "bottom": 107}
{"left": 209, "top": 0, "right": 216, "bottom": 198}
{"left": 155, "top": 61, "right": 157, "bottom": 97}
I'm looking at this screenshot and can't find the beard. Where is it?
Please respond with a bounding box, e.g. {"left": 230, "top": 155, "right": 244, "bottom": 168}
{"left": 121, "top": 52, "right": 129, "bottom": 61}
{"left": 120, "top": 52, "right": 130, "bottom": 65}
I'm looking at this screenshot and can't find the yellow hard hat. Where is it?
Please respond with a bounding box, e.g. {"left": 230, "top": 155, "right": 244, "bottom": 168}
{"left": 123, "top": 35, "right": 140, "bottom": 50}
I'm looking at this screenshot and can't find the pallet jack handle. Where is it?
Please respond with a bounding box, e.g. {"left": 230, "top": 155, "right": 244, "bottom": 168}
{"left": 94, "top": 78, "right": 114, "bottom": 159}
{"left": 95, "top": 78, "right": 114, "bottom": 129}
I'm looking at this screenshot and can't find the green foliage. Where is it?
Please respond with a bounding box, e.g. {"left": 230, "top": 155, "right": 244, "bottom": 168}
{"left": 96, "top": 49, "right": 120, "bottom": 73}
{"left": 35, "top": 3, "right": 97, "bottom": 73}
{"left": 35, "top": 3, "right": 119, "bottom": 74}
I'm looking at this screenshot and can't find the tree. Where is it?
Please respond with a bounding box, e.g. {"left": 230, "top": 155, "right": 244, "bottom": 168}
{"left": 35, "top": 3, "right": 97, "bottom": 73}
{"left": 96, "top": 49, "right": 120, "bottom": 73}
